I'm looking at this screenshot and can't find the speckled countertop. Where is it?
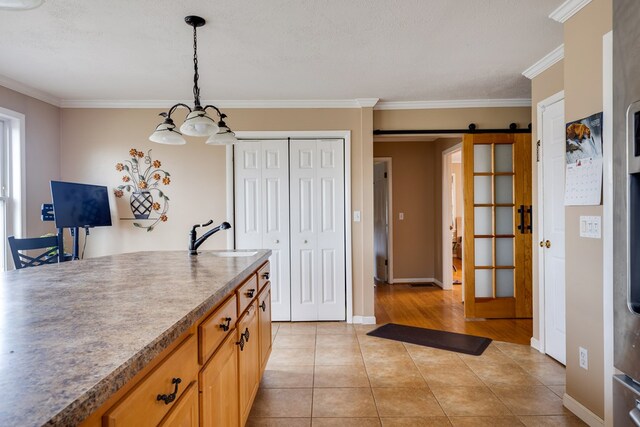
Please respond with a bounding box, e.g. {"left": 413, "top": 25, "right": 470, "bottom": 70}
{"left": 0, "top": 249, "right": 270, "bottom": 427}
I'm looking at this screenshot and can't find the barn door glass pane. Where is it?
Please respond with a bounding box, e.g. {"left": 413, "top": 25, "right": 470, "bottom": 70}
{"left": 496, "top": 269, "right": 515, "bottom": 297}
{"left": 474, "top": 207, "right": 492, "bottom": 235}
{"left": 494, "top": 144, "right": 513, "bottom": 173}
{"left": 474, "top": 145, "right": 491, "bottom": 172}
{"left": 495, "top": 176, "right": 513, "bottom": 204}
{"left": 475, "top": 270, "right": 493, "bottom": 298}
{"left": 474, "top": 176, "right": 492, "bottom": 204}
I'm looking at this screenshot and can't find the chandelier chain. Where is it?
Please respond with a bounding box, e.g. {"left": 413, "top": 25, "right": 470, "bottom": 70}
{"left": 192, "top": 25, "right": 201, "bottom": 107}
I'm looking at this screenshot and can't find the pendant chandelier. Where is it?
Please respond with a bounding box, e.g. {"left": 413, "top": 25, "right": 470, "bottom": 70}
{"left": 149, "top": 15, "right": 237, "bottom": 146}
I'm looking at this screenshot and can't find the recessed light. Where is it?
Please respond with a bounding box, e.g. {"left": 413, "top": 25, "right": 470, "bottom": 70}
{"left": 0, "top": 0, "right": 44, "bottom": 11}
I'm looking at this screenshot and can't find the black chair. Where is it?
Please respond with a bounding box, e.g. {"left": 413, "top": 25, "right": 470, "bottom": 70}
{"left": 8, "top": 235, "right": 61, "bottom": 269}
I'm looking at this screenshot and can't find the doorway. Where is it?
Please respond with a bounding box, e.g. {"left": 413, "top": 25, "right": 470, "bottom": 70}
{"left": 373, "top": 158, "right": 392, "bottom": 283}
{"left": 442, "top": 145, "right": 463, "bottom": 292}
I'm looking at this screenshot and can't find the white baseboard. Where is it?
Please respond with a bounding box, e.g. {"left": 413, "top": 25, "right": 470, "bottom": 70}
{"left": 530, "top": 337, "right": 544, "bottom": 353}
{"left": 351, "top": 316, "right": 377, "bottom": 325}
{"left": 563, "top": 393, "right": 604, "bottom": 427}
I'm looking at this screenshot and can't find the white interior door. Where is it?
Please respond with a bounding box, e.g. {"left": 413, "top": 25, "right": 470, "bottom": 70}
{"left": 235, "top": 140, "right": 291, "bottom": 321}
{"left": 542, "top": 98, "right": 566, "bottom": 364}
{"left": 374, "top": 162, "right": 389, "bottom": 282}
{"left": 290, "top": 139, "right": 346, "bottom": 321}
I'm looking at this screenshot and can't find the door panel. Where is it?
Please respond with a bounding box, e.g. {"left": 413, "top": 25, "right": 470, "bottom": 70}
{"left": 463, "top": 133, "right": 532, "bottom": 318}
{"left": 542, "top": 99, "right": 566, "bottom": 364}
{"left": 374, "top": 162, "right": 389, "bottom": 282}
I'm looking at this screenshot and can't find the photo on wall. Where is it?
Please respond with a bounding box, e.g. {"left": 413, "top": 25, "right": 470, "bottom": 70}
{"left": 564, "top": 112, "right": 603, "bottom": 206}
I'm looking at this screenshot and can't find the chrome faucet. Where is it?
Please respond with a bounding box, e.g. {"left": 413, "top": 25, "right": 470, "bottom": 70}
{"left": 189, "top": 220, "right": 231, "bottom": 255}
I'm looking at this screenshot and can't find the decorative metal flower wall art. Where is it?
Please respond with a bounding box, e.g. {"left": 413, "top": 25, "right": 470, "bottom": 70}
{"left": 114, "top": 148, "right": 171, "bottom": 232}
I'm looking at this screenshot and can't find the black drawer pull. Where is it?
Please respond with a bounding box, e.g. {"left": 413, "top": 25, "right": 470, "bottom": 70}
{"left": 262, "top": 272, "right": 270, "bottom": 280}
{"left": 219, "top": 317, "right": 232, "bottom": 331}
{"left": 243, "top": 327, "right": 250, "bottom": 342}
{"left": 260, "top": 301, "right": 266, "bottom": 312}
{"left": 245, "top": 288, "right": 256, "bottom": 298}
{"left": 236, "top": 335, "right": 245, "bottom": 351}
{"left": 157, "top": 377, "right": 181, "bottom": 405}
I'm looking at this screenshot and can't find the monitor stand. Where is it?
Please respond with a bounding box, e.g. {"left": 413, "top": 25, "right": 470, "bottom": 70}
{"left": 70, "top": 227, "right": 80, "bottom": 260}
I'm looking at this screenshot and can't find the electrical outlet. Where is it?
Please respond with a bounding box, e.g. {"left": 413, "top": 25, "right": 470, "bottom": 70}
{"left": 399, "top": 212, "right": 404, "bottom": 220}
{"left": 579, "top": 347, "right": 589, "bottom": 370}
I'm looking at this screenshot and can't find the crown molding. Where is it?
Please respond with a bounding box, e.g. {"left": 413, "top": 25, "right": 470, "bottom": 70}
{"left": 355, "top": 98, "right": 379, "bottom": 108}
{"left": 522, "top": 44, "right": 564, "bottom": 80}
{"left": 549, "top": 0, "right": 592, "bottom": 23}
{"left": 60, "top": 99, "right": 366, "bottom": 109}
{"left": 374, "top": 98, "right": 531, "bottom": 110}
{"left": 0, "top": 74, "right": 60, "bottom": 107}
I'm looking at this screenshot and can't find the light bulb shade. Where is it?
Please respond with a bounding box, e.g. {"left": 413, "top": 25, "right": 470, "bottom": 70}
{"left": 149, "top": 122, "right": 187, "bottom": 145}
{"left": 179, "top": 110, "right": 219, "bottom": 137}
{"left": 206, "top": 129, "right": 237, "bottom": 145}
{"left": 0, "top": 0, "right": 44, "bottom": 10}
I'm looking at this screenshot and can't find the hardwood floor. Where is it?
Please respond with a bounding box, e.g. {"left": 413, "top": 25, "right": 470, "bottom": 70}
{"left": 374, "top": 282, "right": 533, "bottom": 345}
{"left": 453, "top": 257, "right": 462, "bottom": 284}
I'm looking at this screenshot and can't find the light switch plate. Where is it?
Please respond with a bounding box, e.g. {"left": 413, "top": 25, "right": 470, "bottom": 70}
{"left": 579, "top": 216, "right": 601, "bottom": 238}
{"left": 399, "top": 212, "right": 404, "bottom": 220}
{"left": 353, "top": 211, "right": 361, "bottom": 222}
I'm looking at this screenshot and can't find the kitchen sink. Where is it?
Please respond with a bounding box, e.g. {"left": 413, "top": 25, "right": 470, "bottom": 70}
{"left": 211, "top": 251, "right": 258, "bottom": 257}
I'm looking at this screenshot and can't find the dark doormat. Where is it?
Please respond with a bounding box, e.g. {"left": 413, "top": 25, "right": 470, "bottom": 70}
{"left": 366, "top": 323, "right": 492, "bottom": 356}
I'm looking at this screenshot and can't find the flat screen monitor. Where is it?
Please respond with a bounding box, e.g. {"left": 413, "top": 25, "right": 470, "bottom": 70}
{"left": 50, "top": 181, "right": 112, "bottom": 228}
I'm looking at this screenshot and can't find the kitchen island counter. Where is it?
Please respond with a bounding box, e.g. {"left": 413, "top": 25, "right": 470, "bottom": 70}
{"left": 0, "top": 250, "right": 270, "bottom": 426}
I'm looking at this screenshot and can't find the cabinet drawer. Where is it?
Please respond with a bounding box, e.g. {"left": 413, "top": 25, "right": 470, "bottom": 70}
{"left": 103, "top": 334, "right": 199, "bottom": 427}
{"left": 257, "top": 262, "right": 270, "bottom": 291}
{"left": 237, "top": 274, "right": 259, "bottom": 315}
{"left": 199, "top": 294, "right": 237, "bottom": 364}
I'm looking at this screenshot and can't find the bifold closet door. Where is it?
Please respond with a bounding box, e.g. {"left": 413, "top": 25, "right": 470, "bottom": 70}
{"left": 234, "top": 140, "right": 291, "bottom": 321}
{"left": 290, "top": 139, "right": 346, "bottom": 321}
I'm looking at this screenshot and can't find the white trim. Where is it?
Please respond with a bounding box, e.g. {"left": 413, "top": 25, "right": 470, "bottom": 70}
{"left": 563, "top": 394, "right": 604, "bottom": 427}
{"left": 374, "top": 99, "right": 531, "bottom": 110}
{"left": 442, "top": 143, "right": 463, "bottom": 291}
{"left": 356, "top": 98, "right": 379, "bottom": 108}
{"left": 232, "top": 130, "right": 354, "bottom": 323}
{"left": 225, "top": 145, "right": 235, "bottom": 250}
{"left": 602, "top": 30, "right": 614, "bottom": 427}
{"left": 60, "top": 99, "right": 366, "bottom": 109}
{"left": 549, "top": 0, "right": 593, "bottom": 23}
{"left": 530, "top": 337, "right": 543, "bottom": 352}
{"left": 373, "top": 157, "right": 394, "bottom": 284}
{"left": 0, "top": 74, "right": 60, "bottom": 107}
{"left": 351, "top": 315, "right": 377, "bottom": 325}
{"left": 522, "top": 45, "right": 565, "bottom": 80}
{"left": 536, "top": 90, "right": 566, "bottom": 358}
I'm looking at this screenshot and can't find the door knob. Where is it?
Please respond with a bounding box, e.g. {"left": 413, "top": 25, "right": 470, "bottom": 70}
{"left": 304, "top": 240, "right": 308, "bottom": 244}
{"left": 275, "top": 239, "right": 280, "bottom": 244}
{"left": 545, "top": 240, "right": 551, "bottom": 248}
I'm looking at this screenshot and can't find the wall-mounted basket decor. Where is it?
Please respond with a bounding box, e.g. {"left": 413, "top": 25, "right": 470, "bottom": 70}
{"left": 114, "top": 148, "right": 171, "bottom": 232}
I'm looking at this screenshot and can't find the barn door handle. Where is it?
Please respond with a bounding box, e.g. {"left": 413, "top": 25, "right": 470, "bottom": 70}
{"left": 517, "top": 205, "right": 525, "bottom": 234}
{"left": 527, "top": 205, "right": 533, "bottom": 233}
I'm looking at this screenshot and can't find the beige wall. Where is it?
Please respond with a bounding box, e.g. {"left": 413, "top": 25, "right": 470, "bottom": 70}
{"left": 562, "top": 0, "right": 612, "bottom": 418}
{"left": 531, "top": 60, "right": 564, "bottom": 341}
{"left": 0, "top": 86, "right": 60, "bottom": 240}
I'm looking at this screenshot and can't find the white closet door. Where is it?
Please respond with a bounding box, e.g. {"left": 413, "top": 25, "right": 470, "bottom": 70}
{"left": 235, "top": 140, "right": 291, "bottom": 321}
{"left": 290, "top": 139, "right": 345, "bottom": 321}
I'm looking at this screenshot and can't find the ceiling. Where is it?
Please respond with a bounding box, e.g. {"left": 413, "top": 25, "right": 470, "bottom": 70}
{"left": 0, "top": 0, "right": 564, "bottom": 103}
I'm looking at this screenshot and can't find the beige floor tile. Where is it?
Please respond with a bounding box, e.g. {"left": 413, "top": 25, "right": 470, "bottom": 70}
{"left": 491, "top": 385, "right": 566, "bottom": 416}
{"left": 372, "top": 387, "right": 444, "bottom": 417}
{"left": 261, "top": 364, "right": 315, "bottom": 388}
{"left": 316, "top": 322, "right": 356, "bottom": 335}
{"left": 458, "top": 345, "right": 514, "bottom": 365}
{"left": 273, "top": 333, "right": 317, "bottom": 349}
{"left": 547, "top": 385, "right": 566, "bottom": 398}
{"left": 314, "top": 364, "right": 370, "bottom": 387}
{"left": 517, "top": 361, "right": 566, "bottom": 386}
{"left": 493, "top": 343, "right": 555, "bottom": 365}
{"left": 312, "top": 418, "right": 381, "bottom": 427}
{"left": 365, "top": 361, "right": 428, "bottom": 387}
{"left": 464, "top": 361, "right": 542, "bottom": 386}
{"left": 247, "top": 418, "right": 311, "bottom": 427}
{"left": 404, "top": 343, "right": 465, "bottom": 365}
{"left": 354, "top": 324, "right": 380, "bottom": 335}
{"left": 315, "top": 345, "right": 364, "bottom": 366}
{"left": 415, "top": 362, "right": 483, "bottom": 388}
{"left": 431, "top": 386, "right": 512, "bottom": 417}
{"left": 357, "top": 334, "right": 400, "bottom": 346}
{"left": 312, "top": 388, "right": 378, "bottom": 417}
{"left": 316, "top": 333, "right": 359, "bottom": 347}
{"left": 518, "top": 415, "right": 588, "bottom": 426}
{"left": 277, "top": 323, "right": 318, "bottom": 335}
{"left": 361, "top": 343, "right": 413, "bottom": 364}
{"left": 449, "top": 416, "right": 524, "bottom": 426}
{"left": 381, "top": 417, "right": 452, "bottom": 426}
{"left": 249, "top": 388, "right": 313, "bottom": 418}
{"left": 268, "top": 347, "right": 316, "bottom": 366}
{"left": 271, "top": 323, "right": 281, "bottom": 337}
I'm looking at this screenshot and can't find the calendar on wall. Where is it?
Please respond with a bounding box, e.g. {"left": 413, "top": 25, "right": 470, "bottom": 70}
{"left": 564, "top": 112, "right": 603, "bottom": 206}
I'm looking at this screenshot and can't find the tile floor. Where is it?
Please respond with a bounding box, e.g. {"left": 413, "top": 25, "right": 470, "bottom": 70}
{"left": 247, "top": 322, "right": 586, "bottom": 427}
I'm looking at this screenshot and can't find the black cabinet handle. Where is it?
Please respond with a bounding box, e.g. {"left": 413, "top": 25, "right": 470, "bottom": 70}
{"left": 245, "top": 289, "right": 255, "bottom": 298}
{"left": 260, "top": 301, "right": 267, "bottom": 312}
{"left": 157, "top": 377, "right": 181, "bottom": 405}
{"left": 236, "top": 335, "right": 245, "bottom": 351}
{"left": 243, "top": 327, "right": 250, "bottom": 342}
{"left": 262, "top": 272, "right": 270, "bottom": 280}
{"left": 219, "top": 317, "right": 232, "bottom": 331}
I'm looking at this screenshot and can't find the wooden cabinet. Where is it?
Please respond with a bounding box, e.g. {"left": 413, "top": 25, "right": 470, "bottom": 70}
{"left": 199, "top": 294, "right": 237, "bottom": 364}
{"left": 257, "top": 262, "right": 270, "bottom": 291}
{"left": 237, "top": 301, "right": 261, "bottom": 426}
{"left": 199, "top": 332, "right": 239, "bottom": 427}
{"left": 237, "top": 274, "right": 259, "bottom": 315}
{"left": 158, "top": 381, "right": 199, "bottom": 427}
{"left": 258, "top": 283, "right": 272, "bottom": 371}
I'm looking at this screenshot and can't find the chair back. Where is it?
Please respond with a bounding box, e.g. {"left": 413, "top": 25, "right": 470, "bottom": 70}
{"left": 8, "top": 235, "right": 61, "bottom": 269}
